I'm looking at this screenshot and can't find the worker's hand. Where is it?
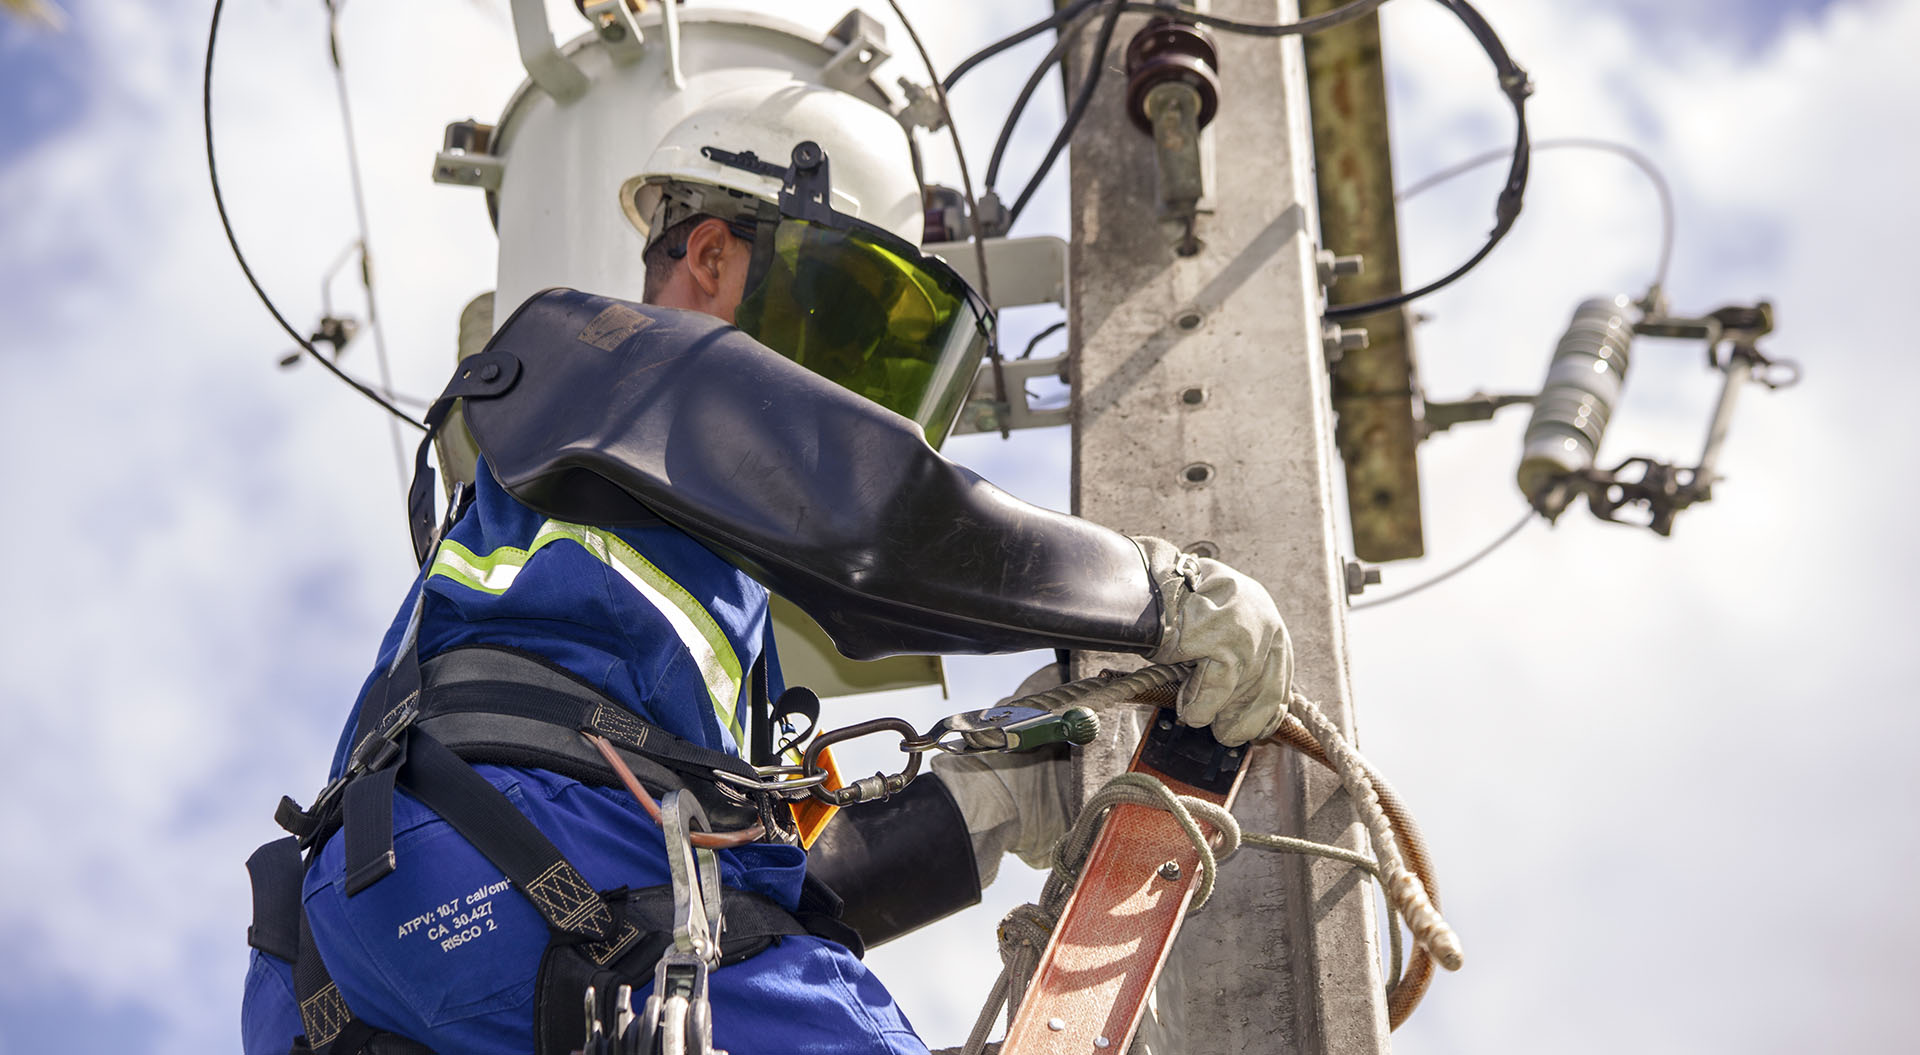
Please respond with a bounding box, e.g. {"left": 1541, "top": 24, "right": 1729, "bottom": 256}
{"left": 929, "top": 664, "right": 1076, "bottom": 889}
{"left": 1135, "top": 535, "right": 1294, "bottom": 746}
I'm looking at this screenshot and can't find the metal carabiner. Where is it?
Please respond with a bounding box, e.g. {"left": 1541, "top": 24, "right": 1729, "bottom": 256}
{"left": 800, "top": 717, "right": 923, "bottom": 807}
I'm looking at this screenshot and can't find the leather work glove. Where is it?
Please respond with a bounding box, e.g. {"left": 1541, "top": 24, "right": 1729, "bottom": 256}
{"left": 930, "top": 664, "right": 1077, "bottom": 889}
{"left": 1135, "top": 535, "right": 1294, "bottom": 746}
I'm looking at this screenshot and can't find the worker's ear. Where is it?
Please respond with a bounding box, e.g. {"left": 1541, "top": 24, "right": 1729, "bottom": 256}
{"left": 685, "top": 218, "right": 735, "bottom": 298}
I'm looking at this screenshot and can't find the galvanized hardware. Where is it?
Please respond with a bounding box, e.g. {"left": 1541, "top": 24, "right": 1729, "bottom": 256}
{"left": 1522, "top": 298, "right": 1794, "bottom": 535}
{"left": 580, "top": 0, "right": 646, "bottom": 62}
{"left": 820, "top": 10, "right": 890, "bottom": 93}
{"left": 507, "top": 0, "right": 589, "bottom": 103}
{"left": 951, "top": 352, "right": 1071, "bottom": 435}
{"left": 433, "top": 119, "right": 504, "bottom": 190}
{"left": 1343, "top": 559, "right": 1381, "bottom": 597}
{"left": 896, "top": 77, "right": 946, "bottom": 133}
{"left": 1322, "top": 322, "right": 1370, "bottom": 363}
{"left": 1419, "top": 390, "right": 1536, "bottom": 439}
{"left": 1316, "top": 249, "right": 1364, "bottom": 287}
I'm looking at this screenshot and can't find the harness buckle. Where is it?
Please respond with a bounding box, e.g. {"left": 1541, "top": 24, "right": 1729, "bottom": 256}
{"left": 279, "top": 699, "right": 420, "bottom": 849}
{"left": 345, "top": 696, "right": 419, "bottom": 774}
{"left": 633, "top": 952, "right": 721, "bottom": 1055}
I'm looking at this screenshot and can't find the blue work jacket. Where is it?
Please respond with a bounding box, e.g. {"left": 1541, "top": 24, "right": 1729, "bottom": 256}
{"left": 242, "top": 461, "right": 926, "bottom": 1055}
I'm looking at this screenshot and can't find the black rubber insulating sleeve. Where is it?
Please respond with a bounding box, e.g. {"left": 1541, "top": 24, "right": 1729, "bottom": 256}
{"left": 463, "top": 289, "right": 1162, "bottom": 661}
{"left": 803, "top": 772, "right": 981, "bottom": 949}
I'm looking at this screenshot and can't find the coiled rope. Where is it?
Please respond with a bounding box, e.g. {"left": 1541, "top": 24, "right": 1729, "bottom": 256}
{"left": 951, "top": 666, "right": 1459, "bottom": 1054}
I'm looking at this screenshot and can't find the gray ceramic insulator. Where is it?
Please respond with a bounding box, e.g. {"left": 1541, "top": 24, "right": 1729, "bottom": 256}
{"left": 1517, "top": 295, "right": 1636, "bottom": 510}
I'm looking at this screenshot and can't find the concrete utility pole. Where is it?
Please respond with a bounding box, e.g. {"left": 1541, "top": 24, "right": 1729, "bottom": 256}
{"left": 1064, "top": 2, "right": 1389, "bottom": 1052}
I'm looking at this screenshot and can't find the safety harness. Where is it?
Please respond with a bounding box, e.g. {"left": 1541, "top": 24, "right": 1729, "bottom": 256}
{"left": 247, "top": 347, "right": 859, "bottom": 1055}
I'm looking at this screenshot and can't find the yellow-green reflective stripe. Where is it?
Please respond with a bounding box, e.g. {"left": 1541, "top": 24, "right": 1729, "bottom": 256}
{"left": 427, "top": 521, "right": 745, "bottom": 741}
{"left": 431, "top": 539, "right": 529, "bottom": 594}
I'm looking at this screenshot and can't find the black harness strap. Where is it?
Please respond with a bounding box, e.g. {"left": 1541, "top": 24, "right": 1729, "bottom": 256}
{"left": 401, "top": 729, "right": 629, "bottom": 951}
{"left": 246, "top": 837, "right": 303, "bottom": 963}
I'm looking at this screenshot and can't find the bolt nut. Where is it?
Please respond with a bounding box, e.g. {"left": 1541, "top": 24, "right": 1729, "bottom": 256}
{"left": 1316, "top": 249, "right": 1364, "bottom": 285}
{"left": 1158, "top": 860, "right": 1182, "bottom": 881}
{"left": 1322, "top": 323, "right": 1369, "bottom": 362}
{"left": 1344, "top": 559, "right": 1382, "bottom": 596}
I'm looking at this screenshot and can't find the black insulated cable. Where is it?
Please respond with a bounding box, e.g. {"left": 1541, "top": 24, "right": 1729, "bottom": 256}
{"left": 942, "top": 0, "right": 1103, "bottom": 92}
{"left": 1326, "top": 0, "right": 1532, "bottom": 321}
{"left": 985, "top": 8, "right": 1093, "bottom": 193}
{"left": 994, "top": 0, "right": 1411, "bottom": 231}
{"left": 1005, "top": 0, "right": 1127, "bottom": 230}
{"left": 885, "top": 0, "right": 1013, "bottom": 437}
{"left": 203, "top": 0, "right": 426, "bottom": 431}
{"left": 1117, "top": 0, "right": 1392, "bottom": 37}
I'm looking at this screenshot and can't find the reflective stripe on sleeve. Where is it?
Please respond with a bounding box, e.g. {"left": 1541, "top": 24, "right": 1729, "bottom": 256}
{"left": 428, "top": 521, "right": 747, "bottom": 742}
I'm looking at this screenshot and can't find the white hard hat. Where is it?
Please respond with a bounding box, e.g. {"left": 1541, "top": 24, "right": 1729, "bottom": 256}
{"left": 621, "top": 80, "right": 924, "bottom": 247}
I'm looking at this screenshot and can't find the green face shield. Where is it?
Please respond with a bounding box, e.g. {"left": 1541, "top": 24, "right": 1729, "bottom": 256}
{"left": 705, "top": 142, "right": 993, "bottom": 449}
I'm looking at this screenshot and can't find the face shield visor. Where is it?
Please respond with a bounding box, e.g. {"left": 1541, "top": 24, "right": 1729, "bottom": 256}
{"left": 702, "top": 142, "right": 993, "bottom": 449}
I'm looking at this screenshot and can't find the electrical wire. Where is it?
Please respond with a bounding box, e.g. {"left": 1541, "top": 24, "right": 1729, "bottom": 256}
{"left": 1020, "top": 320, "right": 1067, "bottom": 360}
{"left": 1004, "top": 0, "right": 1126, "bottom": 229}
{"left": 886, "top": 0, "right": 1013, "bottom": 437}
{"left": 985, "top": 8, "right": 1093, "bottom": 193}
{"left": 986, "top": 0, "right": 1508, "bottom": 243}
{"left": 1117, "top": 0, "right": 1393, "bottom": 37}
{"left": 942, "top": 0, "right": 1103, "bottom": 92}
{"left": 1349, "top": 509, "right": 1533, "bottom": 611}
{"left": 1396, "top": 136, "right": 1676, "bottom": 294}
{"left": 325, "top": 0, "right": 412, "bottom": 487}
{"left": 203, "top": 0, "right": 426, "bottom": 430}
{"left": 1325, "top": 0, "right": 1531, "bottom": 321}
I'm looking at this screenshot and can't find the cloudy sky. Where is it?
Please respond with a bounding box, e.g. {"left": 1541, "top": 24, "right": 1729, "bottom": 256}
{"left": 2, "top": 0, "right": 1915, "bottom": 1052}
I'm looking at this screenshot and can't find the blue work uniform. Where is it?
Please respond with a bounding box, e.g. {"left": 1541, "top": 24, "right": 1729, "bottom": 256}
{"left": 241, "top": 461, "right": 927, "bottom": 1055}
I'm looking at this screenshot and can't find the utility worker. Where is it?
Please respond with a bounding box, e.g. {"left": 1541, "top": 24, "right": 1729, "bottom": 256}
{"left": 241, "top": 81, "right": 1292, "bottom": 1055}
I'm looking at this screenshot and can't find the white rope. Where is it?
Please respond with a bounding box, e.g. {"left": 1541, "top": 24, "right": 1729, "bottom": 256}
{"left": 947, "top": 666, "right": 1460, "bottom": 1052}
{"left": 1290, "top": 691, "right": 1463, "bottom": 972}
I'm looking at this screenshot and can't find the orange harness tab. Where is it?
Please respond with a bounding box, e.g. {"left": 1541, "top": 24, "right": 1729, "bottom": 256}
{"left": 790, "top": 744, "right": 843, "bottom": 849}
